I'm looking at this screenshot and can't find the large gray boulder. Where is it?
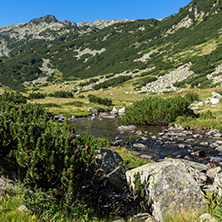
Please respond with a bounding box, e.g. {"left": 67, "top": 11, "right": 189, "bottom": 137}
{"left": 96, "top": 148, "right": 128, "bottom": 191}
{"left": 126, "top": 158, "right": 205, "bottom": 222}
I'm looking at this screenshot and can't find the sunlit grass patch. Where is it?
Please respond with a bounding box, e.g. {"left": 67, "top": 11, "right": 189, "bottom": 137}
{"left": 164, "top": 208, "right": 202, "bottom": 222}
{"left": 110, "top": 147, "right": 152, "bottom": 169}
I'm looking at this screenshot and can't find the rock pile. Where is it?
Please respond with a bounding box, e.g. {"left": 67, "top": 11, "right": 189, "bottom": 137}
{"left": 88, "top": 106, "right": 126, "bottom": 120}
{"left": 191, "top": 91, "right": 222, "bottom": 108}
{"left": 53, "top": 114, "right": 66, "bottom": 123}
{"left": 139, "top": 63, "right": 193, "bottom": 93}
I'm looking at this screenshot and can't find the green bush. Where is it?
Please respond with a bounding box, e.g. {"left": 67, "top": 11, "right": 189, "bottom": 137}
{"left": 42, "top": 103, "right": 62, "bottom": 108}
{"left": 88, "top": 94, "right": 112, "bottom": 106}
{"left": 28, "top": 92, "right": 46, "bottom": 99}
{"left": 78, "top": 95, "right": 85, "bottom": 99}
{"left": 184, "top": 93, "right": 199, "bottom": 103}
{"left": 0, "top": 91, "right": 27, "bottom": 104}
{"left": 78, "top": 78, "right": 99, "bottom": 87}
{"left": 66, "top": 101, "right": 84, "bottom": 107}
{"left": 200, "top": 110, "right": 214, "bottom": 119}
{"left": 0, "top": 101, "right": 110, "bottom": 218}
{"left": 93, "top": 76, "right": 132, "bottom": 90}
{"left": 133, "top": 76, "right": 157, "bottom": 89}
{"left": 48, "top": 91, "right": 74, "bottom": 98}
{"left": 122, "top": 96, "right": 190, "bottom": 125}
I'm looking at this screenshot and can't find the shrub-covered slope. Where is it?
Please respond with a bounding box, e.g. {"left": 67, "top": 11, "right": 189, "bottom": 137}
{"left": 0, "top": 0, "right": 222, "bottom": 91}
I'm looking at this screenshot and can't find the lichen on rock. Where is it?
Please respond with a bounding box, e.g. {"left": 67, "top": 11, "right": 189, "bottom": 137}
{"left": 126, "top": 158, "right": 205, "bottom": 222}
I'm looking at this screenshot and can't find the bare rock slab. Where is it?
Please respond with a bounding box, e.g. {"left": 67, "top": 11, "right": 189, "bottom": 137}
{"left": 126, "top": 159, "right": 205, "bottom": 222}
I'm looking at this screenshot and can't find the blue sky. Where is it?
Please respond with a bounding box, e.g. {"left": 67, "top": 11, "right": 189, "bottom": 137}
{"left": 1, "top": 0, "right": 191, "bottom": 27}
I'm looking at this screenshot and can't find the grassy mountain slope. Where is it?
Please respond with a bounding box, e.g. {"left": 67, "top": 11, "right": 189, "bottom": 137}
{"left": 0, "top": 0, "right": 222, "bottom": 92}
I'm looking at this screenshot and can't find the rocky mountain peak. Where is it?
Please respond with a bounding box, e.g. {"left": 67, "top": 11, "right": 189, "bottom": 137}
{"left": 77, "top": 19, "right": 135, "bottom": 29}
{"left": 29, "top": 14, "right": 58, "bottom": 26}
{"left": 59, "top": 19, "right": 77, "bottom": 27}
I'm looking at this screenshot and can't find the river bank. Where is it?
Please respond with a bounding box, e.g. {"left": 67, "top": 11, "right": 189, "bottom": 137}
{"left": 67, "top": 117, "right": 222, "bottom": 164}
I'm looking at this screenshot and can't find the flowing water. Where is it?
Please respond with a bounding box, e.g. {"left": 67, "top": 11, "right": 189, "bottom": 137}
{"left": 69, "top": 118, "right": 165, "bottom": 141}
{"left": 69, "top": 118, "right": 220, "bottom": 162}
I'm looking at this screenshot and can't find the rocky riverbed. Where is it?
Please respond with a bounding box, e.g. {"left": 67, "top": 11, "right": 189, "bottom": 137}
{"left": 68, "top": 117, "right": 222, "bottom": 164}
{"left": 119, "top": 125, "right": 222, "bottom": 164}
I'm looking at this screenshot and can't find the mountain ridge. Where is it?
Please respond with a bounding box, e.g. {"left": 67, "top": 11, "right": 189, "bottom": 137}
{"left": 0, "top": 0, "right": 222, "bottom": 93}
{"left": 0, "top": 14, "right": 136, "bottom": 58}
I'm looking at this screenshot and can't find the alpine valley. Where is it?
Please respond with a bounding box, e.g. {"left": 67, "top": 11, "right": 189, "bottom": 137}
{"left": 0, "top": 0, "right": 221, "bottom": 94}
{"left": 2, "top": 1, "right": 222, "bottom": 221}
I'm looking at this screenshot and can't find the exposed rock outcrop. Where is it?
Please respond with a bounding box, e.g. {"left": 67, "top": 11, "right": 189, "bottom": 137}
{"left": 96, "top": 148, "right": 128, "bottom": 191}
{"left": 126, "top": 158, "right": 205, "bottom": 222}
{"left": 139, "top": 63, "right": 194, "bottom": 94}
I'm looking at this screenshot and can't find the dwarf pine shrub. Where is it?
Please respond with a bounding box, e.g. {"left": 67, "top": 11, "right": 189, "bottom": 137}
{"left": 0, "top": 100, "right": 109, "bottom": 217}
{"left": 88, "top": 94, "right": 112, "bottom": 106}
{"left": 122, "top": 96, "right": 190, "bottom": 125}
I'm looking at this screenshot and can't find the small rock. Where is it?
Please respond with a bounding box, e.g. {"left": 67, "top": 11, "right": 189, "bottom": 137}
{"left": 140, "top": 154, "right": 152, "bottom": 160}
{"left": 186, "top": 138, "right": 195, "bottom": 143}
{"left": 0, "top": 177, "right": 15, "bottom": 201}
{"left": 133, "top": 143, "right": 147, "bottom": 149}
{"left": 117, "top": 125, "right": 136, "bottom": 132}
{"left": 184, "top": 155, "right": 193, "bottom": 160}
{"left": 128, "top": 213, "right": 154, "bottom": 222}
{"left": 207, "top": 162, "right": 215, "bottom": 170}
{"left": 213, "top": 133, "right": 222, "bottom": 138}
{"left": 110, "top": 106, "right": 119, "bottom": 116}
{"left": 53, "top": 114, "right": 66, "bottom": 123}
{"left": 206, "top": 167, "right": 221, "bottom": 179}
{"left": 199, "top": 213, "right": 216, "bottom": 222}
{"left": 193, "top": 134, "right": 203, "bottom": 138}
{"left": 165, "top": 141, "right": 172, "bottom": 144}
{"left": 88, "top": 107, "right": 98, "bottom": 115}
{"left": 178, "top": 144, "right": 186, "bottom": 149}
{"left": 17, "top": 205, "right": 29, "bottom": 212}
{"left": 212, "top": 91, "right": 222, "bottom": 99}
{"left": 215, "top": 146, "right": 222, "bottom": 152}
{"left": 112, "top": 140, "right": 123, "bottom": 146}
{"left": 96, "top": 148, "right": 128, "bottom": 191}
{"left": 135, "top": 130, "right": 143, "bottom": 136}
{"left": 118, "top": 107, "right": 125, "bottom": 116}
{"left": 210, "top": 143, "right": 220, "bottom": 149}
{"left": 213, "top": 172, "right": 222, "bottom": 195}
{"left": 197, "top": 174, "right": 207, "bottom": 186}
{"left": 191, "top": 151, "right": 208, "bottom": 158}
{"left": 206, "top": 129, "right": 220, "bottom": 136}
{"left": 200, "top": 142, "right": 209, "bottom": 146}
{"left": 210, "top": 98, "right": 220, "bottom": 105}
{"left": 216, "top": 140, "right": 222, "bottom": 145}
